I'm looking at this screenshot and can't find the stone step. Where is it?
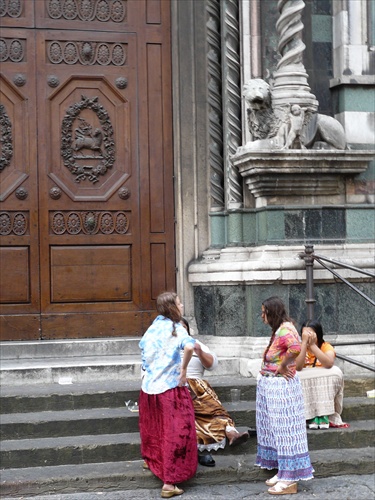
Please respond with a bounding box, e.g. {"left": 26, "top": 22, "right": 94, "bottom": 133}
{"left": 1, "top": 420, "right": 374, "bottom": 470}
{"left": 0, "top": 338, "right": 141, "bottom": 360}
{"left": 0, "top": 447, "right": 374, "bottom": 498}
{"left": 0, "top": 356, "right": 240, "bottom": 386}
{"left": 1, "top": 397, "right": 373, "bottom": 441}
{"left": 1, "top": 376, "right": 373, "bottom": 413}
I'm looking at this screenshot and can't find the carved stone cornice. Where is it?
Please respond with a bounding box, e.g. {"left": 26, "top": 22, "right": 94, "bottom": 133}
{"left": 232, "top": 150, "right": 374, "bottom": 206}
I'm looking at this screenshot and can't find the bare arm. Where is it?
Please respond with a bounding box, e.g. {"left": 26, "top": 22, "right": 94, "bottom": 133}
{"left": 193, "top": 342, "right": 215, "bottom": 369}
{"left": 179, "top": 344, "right": 194, "bottom": 386}
{"left": 295, "top": 330, "right": 310, "bottom": 371}
{"left": 308, "top": 343, "right": 335, "bottom": 368}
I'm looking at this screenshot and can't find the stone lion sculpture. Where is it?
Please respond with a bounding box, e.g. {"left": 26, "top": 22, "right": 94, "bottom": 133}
{"left": 241, "top": 78, "right": 346, "bottom": 151}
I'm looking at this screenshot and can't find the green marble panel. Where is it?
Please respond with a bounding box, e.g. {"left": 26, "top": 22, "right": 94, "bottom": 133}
{"left": 266, "top": 210, "right": 286, "bottom": 242}
{"left": 347, "top": 208, "right": 375, "bottom": 242}
{"left": 193, "top": 281, "right": 373, "bottom": 337}
{"left": 227, "top": 212, "right": 243, "bottom": 245}
{"left": 214, "top": 285, "right": 246, "bottom": 337}
{"left": 311, "top": 15, "right": 332, "bottom": 43}
{"left": 336, "top": 283, "right": 374, "bottom": 334}
{"left": 257, "top": 210, "right": 268, "bottom": 244}
{"left": 210, "top": 213, "right": 227, "bottom": 247}
{"left": 242, "top": 212, "right": 257, "bottom": 245}
{"left": 335, "top": 87, "right": 375, "bottom": 113}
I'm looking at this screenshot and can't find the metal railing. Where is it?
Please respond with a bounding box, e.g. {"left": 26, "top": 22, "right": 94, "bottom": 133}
{"left": 299, "top": 244, "right": 375, "bottom": 372}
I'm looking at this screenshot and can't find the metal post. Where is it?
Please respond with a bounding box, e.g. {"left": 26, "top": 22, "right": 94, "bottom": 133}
{"left": 304, "top": 244, "right": 315, "bottom": 321}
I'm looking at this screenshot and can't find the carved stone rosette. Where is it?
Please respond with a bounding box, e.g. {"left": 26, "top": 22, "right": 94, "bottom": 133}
{"left": 0, "top": 212, "right": 28, "bottom": 235}
{"left": 13, "top": 73, "right": 26, "bottom": 86}
{"left": 118, "top": 186, "right": 130, "bottom": 199}
{"left": 0, "top": 0, "right": 22, "bottom": 18}
{"left": 0, "top": 38, "right": 25, "bottom": 62}
{"left": 49, "top": 186, "right": 62, "bottom": 199}
{"left": 50, "top": 211, "right": 129, "bottom": 235}
{"left": 46, "top": 0, "right": 127, "bottom": 23}
{"left": 48, "top": 40, "right": 127, "bottom": 66}
{"left": 15, "top": 187, "right": 28, "bottom": 200}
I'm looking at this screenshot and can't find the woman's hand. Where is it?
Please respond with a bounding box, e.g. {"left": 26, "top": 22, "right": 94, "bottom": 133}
{"left": 178, "top": 367, "right": 187, "bottom": 386}
{"left": 302, "top": 327, "right": 317, "bottom": 346}
{"left": 276, "top": 364, "right": 295, "bottom": 380}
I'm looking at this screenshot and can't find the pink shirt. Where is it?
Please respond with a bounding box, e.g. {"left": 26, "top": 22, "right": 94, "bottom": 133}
{"left": 261, "top": 321, "right": 301, "bottom": 377}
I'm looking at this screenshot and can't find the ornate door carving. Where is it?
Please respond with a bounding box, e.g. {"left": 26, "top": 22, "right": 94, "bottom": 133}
{"left": 0, "top": 0, "right": 175, "bottom": 340}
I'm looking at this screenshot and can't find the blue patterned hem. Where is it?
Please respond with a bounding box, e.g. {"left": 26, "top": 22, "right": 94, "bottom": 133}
{"left": 256, "top": 445, "right": 314, "bottom": 481}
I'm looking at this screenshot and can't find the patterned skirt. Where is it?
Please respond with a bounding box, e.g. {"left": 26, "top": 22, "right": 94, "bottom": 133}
{"left": 298, "top": 366, "right": 345, "bottom": 425}
{"left": 139, "top": 387, "right": 198, "bottom": 484}
{"left": 255, "top": 374, "right": 314, "bottom": 481}
{"left": 187, "top": 378, "right": 234, "bottom": 451}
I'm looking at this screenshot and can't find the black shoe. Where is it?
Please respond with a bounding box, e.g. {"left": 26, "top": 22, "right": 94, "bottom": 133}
{"left": 198, "top": 453, "right": 216, "bottom": 467}
{"left": 248, "top": 427, "right": 257, "bottom": 437}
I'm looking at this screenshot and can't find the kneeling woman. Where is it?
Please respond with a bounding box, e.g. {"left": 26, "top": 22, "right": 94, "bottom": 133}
{"left": 296, "top": 320, "right": 348, "bottom": 429}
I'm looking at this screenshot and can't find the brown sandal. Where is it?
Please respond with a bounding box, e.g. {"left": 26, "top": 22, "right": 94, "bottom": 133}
{"left": 268, "top": 481, "right": 297, "bottom": 495}
{"left": 161, "top": 486, "right": 184, "bottom": 498}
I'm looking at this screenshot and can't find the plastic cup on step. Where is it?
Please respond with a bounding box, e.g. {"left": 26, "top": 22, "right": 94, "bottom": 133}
{"left": 230, "top": 388, "right": 241, "bottom": 403}
{"left": 125, "top": 400, "right": 139, "bottom": 412}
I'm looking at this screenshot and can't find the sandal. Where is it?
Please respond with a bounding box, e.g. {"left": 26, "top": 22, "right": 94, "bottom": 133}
{"left": 265, "top": 474, "right": 279, "bottom": 486}
{"left": 228, "top": 431, "right": 249, "bottom": 447}
{"left": 268, "top": 481, "right": 297, "bottom": 495}
{"left": 161, "top": 485, "right": 184, "bottom": 498}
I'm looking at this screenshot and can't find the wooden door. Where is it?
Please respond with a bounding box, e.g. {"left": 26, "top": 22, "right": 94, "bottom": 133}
{"left": 0, "top": 0, "right": 175, "bottom": 340}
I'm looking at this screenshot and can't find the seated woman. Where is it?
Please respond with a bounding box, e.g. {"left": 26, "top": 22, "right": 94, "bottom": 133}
{"left": 181, "top": 318, "right": 251, "bottom": 467}
{"left": 295, "top": 320, "right": 348, "bottom": 429}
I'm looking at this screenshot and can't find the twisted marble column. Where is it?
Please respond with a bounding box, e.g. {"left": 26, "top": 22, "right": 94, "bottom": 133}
{"left": 207, "top": 0, "right": 224, "bottom": 212}
{"left": 272, "top": 0, "right": 318, "bottom": 110}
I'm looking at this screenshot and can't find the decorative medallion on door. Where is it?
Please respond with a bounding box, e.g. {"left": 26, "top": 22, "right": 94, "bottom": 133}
{"left": 46, "top": 0, "right": 127, "bottom": 23}
{"left": 0, "top": 212, "right": 28, "bottom": 235}
{"left": 50, "top": 210, "right": 129, "bottom": 235}
{"left": 49, "top": 77, "right": 130, "bottom": 201}
{"left": 0, "top": 104, "right": 13, "bottom": 171}
{"left": 61, "top": 95, "right": 115, "bottom": 184}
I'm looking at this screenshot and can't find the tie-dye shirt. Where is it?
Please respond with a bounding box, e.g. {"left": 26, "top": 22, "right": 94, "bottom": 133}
{"left": 140, "top": 315, "right": 196, "bottom": 394}
{"left": 260, "top": 321, "right": 301, "bottom": 377}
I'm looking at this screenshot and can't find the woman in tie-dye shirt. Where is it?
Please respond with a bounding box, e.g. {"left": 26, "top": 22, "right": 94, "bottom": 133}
{"left": 139, "top": 292, "right": 197, "bottom": 498}
{"left": 255, "top": 296, "right": 314, "bottom": 496}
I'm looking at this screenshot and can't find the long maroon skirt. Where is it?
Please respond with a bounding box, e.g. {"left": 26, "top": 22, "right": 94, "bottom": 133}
{"left": 139, "top": 386, "right": 198, "bottom": 484}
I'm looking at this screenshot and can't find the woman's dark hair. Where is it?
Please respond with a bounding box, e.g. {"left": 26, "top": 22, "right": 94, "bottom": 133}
{"left": 156, "top": 292, "right": 182, "bottom": 336}
{"left": 301, "top": 319, "right": 324, "bottom": 348}
{"left": 262, "top": 296, "right": 291, "bottom": 333}
{"left": 181, "top": 317, "right": 190, "bottom": 335}
{"left": 262, "top": 296, "right": 291, "bottom": 362}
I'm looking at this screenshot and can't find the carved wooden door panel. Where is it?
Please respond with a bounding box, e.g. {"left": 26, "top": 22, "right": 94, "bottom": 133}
{"left": 0, "top": 26, "right": 40, "bottom": 339}
{"left": 0, "top": 0, "right": 175, "bottom": 340}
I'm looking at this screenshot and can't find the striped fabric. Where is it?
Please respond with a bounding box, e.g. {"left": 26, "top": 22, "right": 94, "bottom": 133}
{"left": 299, "top": 365, "right": 345, "bottom": 425}
{"left": 187, "top": 378, "right": 233, "bottom": 451}
{"left": 255, "top": 374, "right": 314, "bottom": 482}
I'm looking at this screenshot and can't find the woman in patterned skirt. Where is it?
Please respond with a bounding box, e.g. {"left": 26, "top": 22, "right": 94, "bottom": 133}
{"left": 139, "top": 292, "right": 197, "bottom": 498}
{"left": 256, "top": 296, "right": 314, "bottom": 495}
